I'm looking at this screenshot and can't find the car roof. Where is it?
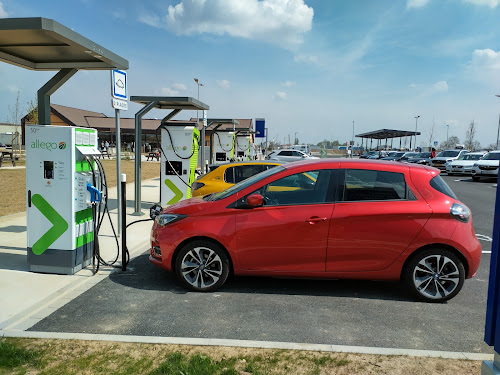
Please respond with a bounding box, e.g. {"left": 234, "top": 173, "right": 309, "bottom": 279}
{"left": 281, "top": 158, "right": 430, "bottom": 172}
{"left": 275, "top": 149, "right": 307, "bottom": 152}
{"left": 209, "top": 160, "right": 282, "bottom": 168}
{"left": 465, "top": 151, "right": 487, "bottom": 155}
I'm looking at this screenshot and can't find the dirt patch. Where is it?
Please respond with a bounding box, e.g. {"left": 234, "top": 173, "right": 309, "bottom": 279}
{"left": 3, "top": 338, "right": 482, "bottom": 375}
{"left": 0, "top": 159, "right": 160, "bottom": 217}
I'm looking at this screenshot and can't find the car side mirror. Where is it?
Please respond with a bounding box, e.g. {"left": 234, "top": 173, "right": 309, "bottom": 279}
{"left": 246, "top": 194, "right": 263, "bottom": 208}
{"left": 301, "top": 154, "right": 307, "bottom": 158}
{"left": 150, "top": 203, "right": 163, "bottom": 219}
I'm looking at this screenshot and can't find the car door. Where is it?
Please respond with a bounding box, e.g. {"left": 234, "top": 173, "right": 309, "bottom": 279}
{"left": 235, "top": 169, "right": 336, "bottom": 272}
{"left": 326, "top": 168, "right": 432, "bottom": 272}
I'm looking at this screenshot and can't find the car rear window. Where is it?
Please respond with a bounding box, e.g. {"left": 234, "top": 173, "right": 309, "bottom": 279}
{"left": 343, "top": 169, "right": 408, "bottom": 201}
{"left": 429, "top": 175, "right": 457, "bottom": 199}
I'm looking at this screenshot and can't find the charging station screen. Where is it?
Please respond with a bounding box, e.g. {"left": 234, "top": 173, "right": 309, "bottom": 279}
{"left": 216, "top": 152, "right": 226, "bottom": 161}
{"left": 237, "top": 151, "right": 245, "bottom": 157}
{"left": 44, "top": 161, "right": 54, "bottom": 179}
{"left": 165, "top": 161, "right": 183, "bottom": 175}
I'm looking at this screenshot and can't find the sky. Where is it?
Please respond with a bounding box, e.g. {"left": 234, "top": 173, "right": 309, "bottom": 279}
{"left": 0, "top": 0, "right": 500, "bottom": 148}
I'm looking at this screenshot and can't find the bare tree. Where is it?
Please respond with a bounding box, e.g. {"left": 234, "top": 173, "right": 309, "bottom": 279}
{"left": 426, "top": 118, "right": 436, "bottom": 148}
{"left": 440, "top": 135, "right": 460, "bottom": 150}
{"left": 464, "top": 120, "right": 477, "bottom": 151}
{"left": 7, "top": 92, "right": 23, "bottom": 157}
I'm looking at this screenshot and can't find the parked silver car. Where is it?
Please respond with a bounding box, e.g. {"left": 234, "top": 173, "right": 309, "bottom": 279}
{"left": 266, "top": 149, "right": 319, "bottom": 162}
{"left": 446, "top": 151, "right": 486, "bottom": 175}
{"left": 472, "top": 151, "right": 500, "bottom": 181}
{"left": 430, "top": 149, "right": 469, "bottom": 171}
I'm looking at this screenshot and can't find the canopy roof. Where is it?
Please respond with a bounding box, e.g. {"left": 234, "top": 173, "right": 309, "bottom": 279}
{"left": 356, "top": 129, "right": 421, "bottom": 139}
{"left": 0, "top": 17, "right": 128, "bottom": 70}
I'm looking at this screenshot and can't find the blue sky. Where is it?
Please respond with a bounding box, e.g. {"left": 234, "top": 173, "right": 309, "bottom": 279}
{"left": 1, "top": 0, "right": 499, "bottom": 148}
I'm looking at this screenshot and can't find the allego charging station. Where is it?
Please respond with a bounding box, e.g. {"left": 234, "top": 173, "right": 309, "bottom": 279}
{"left": 235, "top": 134, "right": 251, "bottom": 161}
{"left": 212, "top": 131, "right": 235, "bottom": 164}
{"left": 160, "top": 123, "right": 200, "bottom": 206}
{"left": 26, "top": 125, "right": 101, "bottom": 275}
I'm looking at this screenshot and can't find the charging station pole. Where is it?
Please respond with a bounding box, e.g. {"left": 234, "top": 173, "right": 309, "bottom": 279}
{"left": 121, "top": 173, "right": 127, "bottom": 271}
{"left": 111, "top": 70, "right": 128, "bottom": 233}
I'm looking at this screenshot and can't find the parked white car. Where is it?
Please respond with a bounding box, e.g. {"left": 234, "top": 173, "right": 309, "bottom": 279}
{"left": 430, "top": 149, "right": 469, "bottom": 171}
{"left": 472, "top": 151, "right": 500, "bottom": 181}
{"left": 445, "top": 151, "right": 486, "bottom": 175}
{"left": 266, "top": 149, "right": 319, "bottom": 162}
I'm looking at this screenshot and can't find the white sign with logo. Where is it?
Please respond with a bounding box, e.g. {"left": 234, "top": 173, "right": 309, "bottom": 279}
{"left": 203, "top": 110, "right": 207, "bottom": 127}
{"left": 111, "top": 70, "right": 128, "bottom": 111}
{"left": 112, "top": 98, "right": 128, "bottom": 110}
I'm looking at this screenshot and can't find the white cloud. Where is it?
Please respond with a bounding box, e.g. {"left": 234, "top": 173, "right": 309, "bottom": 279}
{"left": 172, "top": 83, "right": 187, "bottom": 91}
{"left": 273, "top": 91, "right": 287, "bottom": 100}
{"left": 406, "top": 0, "right": 430, "bottom": 9}
{"left": 432, "top": 81, "right": 449, "bottom": 92}
{"left": 282, "top": 81, "right": 296, "bottom": 87}
{"left": 160, "top": 87, "right": 181, "bottom": 96}
{"left": 464, "top": 0, "right": 499, "bottom": 7}
{"left": 139, "top": 14, "right": 161, "bottom": 28}
{"left": 0, "top": 2, "right": 8, "bottom": 17}
{"left": 216, "top": 80, "right": 230, "bottom": 89}
{"left": 471, "top": 49, "right": 500, "bottom": 69}
{"left": 144, "top": 0, "right": 313, "bottom": 48}
{"left": 293, "top": 54, "right": 319, "bottom": 64}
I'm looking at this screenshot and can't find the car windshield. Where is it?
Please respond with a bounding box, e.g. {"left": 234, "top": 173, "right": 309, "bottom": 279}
{"left": 458, "top": 154, "right": 483, "bottom": 161}
{"left": 208, "top": 166, "right": 285, "bottom": 201}
{"left": 415, "top": 152, "right": 431, "bottom": 158}
{"left": 436, "top": 150, "right": 460, "bottom": 157}
{"left": 482, "top": 152, "right": 500, "bottom": 161}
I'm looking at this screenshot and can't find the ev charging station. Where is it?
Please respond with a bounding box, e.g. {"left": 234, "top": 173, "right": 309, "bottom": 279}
{"left": 130, "top": 97, "right": 209, "bottom": 214}
{"left": 26, "top": 125, "right": 101, "bottom": 274}
{"left": 160, "top": 122, "right": 200, "bottom": 206}
{"left": 0, "top": 17, "right": 128, "bottom": 274}
{"left": 235, "top": 134, "right": 252, "bottom": 161}
{"left": 212, "top": 131, "right": 235, "bottom": 164}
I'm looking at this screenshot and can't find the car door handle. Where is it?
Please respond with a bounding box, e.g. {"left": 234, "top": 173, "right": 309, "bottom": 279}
{"left": 305, "top": 216, "right": 327, "bottom": 224}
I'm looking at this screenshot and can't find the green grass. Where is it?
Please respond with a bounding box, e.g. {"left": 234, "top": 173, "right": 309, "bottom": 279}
{"left": 150, "top": 352, "right": 238, "bottom": 375}
{"left": 0, "top": 338, "right": 44, "bottom": 372}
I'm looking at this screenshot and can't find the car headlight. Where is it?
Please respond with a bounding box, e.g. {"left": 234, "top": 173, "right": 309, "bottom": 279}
{"left": 191, "top": 182, "right": 205, "bottom": 190}
{"left": 155, "top": 214, "right": 187, "bottom": 226}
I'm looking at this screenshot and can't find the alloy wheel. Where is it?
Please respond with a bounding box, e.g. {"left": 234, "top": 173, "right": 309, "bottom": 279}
{"left": 180, "top": 246, "right": 223, "bottom": 289}
{"left": 412, "top": 254, "right": 460, "bottom": 300}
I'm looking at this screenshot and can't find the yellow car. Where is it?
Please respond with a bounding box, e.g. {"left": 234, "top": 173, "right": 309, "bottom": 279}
{"left": 191, "top": 161, "right": 282, "bottom": 197}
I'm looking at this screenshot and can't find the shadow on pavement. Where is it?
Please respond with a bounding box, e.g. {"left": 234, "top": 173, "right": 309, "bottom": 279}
{"left": 110, "top": 252, "right": 413, "bottom": 302}
{"left": 0, "top": 225, "right": 26, "bottom": 233}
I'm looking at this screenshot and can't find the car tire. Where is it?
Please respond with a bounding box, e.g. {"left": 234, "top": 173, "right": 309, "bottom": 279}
{"left": 472, "top": 176, "right": 480, "bottom": 182}
{"left": 404, "top": 248, "right": 465, "bottom": 303}
{"left": 447, "top": 172, "right": 453, "bottom": 176}
{"left": 175, "top": 240, "right": 230, "bottom": 292}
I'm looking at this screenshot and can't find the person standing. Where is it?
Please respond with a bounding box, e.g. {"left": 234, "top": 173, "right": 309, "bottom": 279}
{"left": 431, "top": 147, "right": 436, "bottom": 158}
{"left": 105, "top": 140, "right": 109, "bottom": 152}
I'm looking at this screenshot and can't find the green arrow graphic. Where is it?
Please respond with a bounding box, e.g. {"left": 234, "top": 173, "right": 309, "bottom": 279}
{"left": 164, "top": 179, "right": 184, "bottom": 205}
{"left": 31, "top": 194, "right": 68, "bottom": 255}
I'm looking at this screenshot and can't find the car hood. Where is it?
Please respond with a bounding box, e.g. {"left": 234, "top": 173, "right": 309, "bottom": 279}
{"left": 433, "top": 156, "right": 458, "bottom": 161}
{"left": 476, "top": 160, "right": 500, "bottom": 166}
{"left": 162, "top": 196, "right": 214, "bottom": 215}
{"left": 449, "top": 160, "right": 477, "bottom": 166}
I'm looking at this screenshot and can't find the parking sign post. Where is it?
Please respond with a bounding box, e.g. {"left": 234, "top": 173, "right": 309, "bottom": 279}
{"left": 483, "top": 174, "right": 500, "bottom": 374}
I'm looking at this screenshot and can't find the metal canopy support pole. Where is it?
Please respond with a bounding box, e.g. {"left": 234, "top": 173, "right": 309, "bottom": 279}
{"left": 133, "top": 100, "right": 158, "bottom": 215}
{"left": 160, "top": 109, "right": 182, "bottom": 125}
{"left": 37, "top": 68, "right": 77, "bottom": 124}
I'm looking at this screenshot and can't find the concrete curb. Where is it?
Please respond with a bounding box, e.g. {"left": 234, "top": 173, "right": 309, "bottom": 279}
{"left": 0, "top": 330, "right": 492, "bottom": 361}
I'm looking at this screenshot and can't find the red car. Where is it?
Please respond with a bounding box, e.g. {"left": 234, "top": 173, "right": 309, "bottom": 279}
{"left": 150, "top": 159, "right": 481, "bottom": 302}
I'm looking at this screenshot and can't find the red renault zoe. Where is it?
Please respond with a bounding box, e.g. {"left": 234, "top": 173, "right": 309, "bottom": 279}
{"left": 150, "top": 159, "right": 481, "bottom": 302}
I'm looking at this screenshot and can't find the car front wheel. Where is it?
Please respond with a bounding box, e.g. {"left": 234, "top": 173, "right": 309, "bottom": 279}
{"left": 175, "top": 240, "right": 230, "bottom": 292}
{"left": 472, "top": 176, "right": 480, "bottom": 182}
{"left": 404, "top": 248, "right": 465, "bottom": 303}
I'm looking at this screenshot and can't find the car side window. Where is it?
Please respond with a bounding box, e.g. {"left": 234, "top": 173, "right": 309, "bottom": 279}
{"left": 292, "top": 151, "right": 303, "bottom": 157}
{"left": 342, "top": 169, "right": 409, "bottom": 201}
{"left": 250, "top": 170, "right": 333, "bottom": 206}
{"left": 279, "top": 151, "right": 293, "bottom": 156}
{"left": 225, "top": 165, "right": 267, "bottom": 184}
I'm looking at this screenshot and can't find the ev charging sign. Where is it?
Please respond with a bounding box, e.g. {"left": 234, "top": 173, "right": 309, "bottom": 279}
{"left": 111, "top": 70, "right": 128, "bottom": 110}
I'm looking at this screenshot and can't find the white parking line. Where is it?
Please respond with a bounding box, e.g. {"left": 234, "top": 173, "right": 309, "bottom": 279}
{"left": 477, "top": 234, "right": 493, "bottom": 242}
{"left": 483, "top": 251, "right": 492, "bottom": 254}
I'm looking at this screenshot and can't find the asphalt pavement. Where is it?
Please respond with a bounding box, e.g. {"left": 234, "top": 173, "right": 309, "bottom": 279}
{"left": 28, "top": 173, "right": 496, "bottom": 354}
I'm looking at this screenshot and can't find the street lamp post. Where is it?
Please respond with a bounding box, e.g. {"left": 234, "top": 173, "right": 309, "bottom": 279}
{"left": 194, "top": 78, "right": 204, "bottom": 171}
{"left": 414, "top": 116, "right": 420, "bottom": 151}
{"left": 446, "top": 124, "right": 449, "bottom": 145}
{"left": 351, "top": 120, "right": 355, "bottom": 158}
{"left": 294, "top": 131, "right": 298, "bottom": 145}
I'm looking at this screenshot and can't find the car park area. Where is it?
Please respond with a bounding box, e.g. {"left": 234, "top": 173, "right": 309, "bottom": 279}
{"left": 27, "top": 174, "right": 495, "bottom": 354}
